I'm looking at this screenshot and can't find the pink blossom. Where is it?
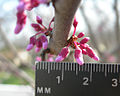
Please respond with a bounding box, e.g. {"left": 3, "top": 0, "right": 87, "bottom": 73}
{"left": 55, "top": 47, "right": 69, "bottom": 62}
{"left": 73, "top": 17, "right": 78, "bottom": 28}
{"left": 73, "top": 17, "right": 78, "bottom": 36}
{"left": 26, "top": 36, "right": 36, "bottom": 51}
{"left": 47, "top": 54, "right": 54, "bottom": 62}
{"left": 36, "top": 16, "right": 42, "bottom": 25}
{"left": 31, "top": 23, "right": 42, "bottom": 31}
{"left": 77, "top": 32, "right": 84, "bottom": 38}
{"left": 86, "top": 46, "right": 99, "bottom": 61}
{"left": 40, "top": 35, "right": 48, "bottom": 49}
{"left": 35, "top": 39, "right": 42, "bottom": 53}
{"left": 74, "top": 47, "right": 84, "bottom": 65}
{"left": 14, "top": 24, "right": 23, "bottom": 34}
{"left": 26, "top": 44, "right": 34, "bottom": 51}
{"left": 80, "top": 37, "right": 90, "bottom": 44}
{"left": 30, "top": 36, "right": 36, "bottom": 45}
{"left": 15, "top": 0, "right": 50, "bottom": 34}
{"left": 36, "top": 56, "right": 42, "bottom": 61}
{"left": 14, "top": 8, "right": 26, "bottom": 34}
{"left": 17, "top": 2, "right": 25, "bottom": 13}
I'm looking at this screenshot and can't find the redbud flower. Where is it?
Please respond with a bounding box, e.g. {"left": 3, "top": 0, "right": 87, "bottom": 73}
{"left": 80, "top": 37, "right": 90, "bottom": 44}
{"left": 36, "top": 16, "right": 42, "bottom": 25}
{"left": 73, "top": 17, "right": 78, "bottom": 36}
{"left": 77, "top": 32, "right": 84, "bottom": 38}
{"left": 26, "top": 43, "right": 34, "bottom": 51}
{"left": 15, "top": 0, "right": 50, "bottom": 34}
{"left": 26, "top": 36, "right": 36, "bottom": 51}
{"left": 31, "top": 23, "right": 42, "bottom": 31}
{"left": 17, "top": 2, "right": 25, "bottom": 13}
{"left": 40, "top": 35, "right": 48, "bottom": 49}
{"left": 36, "top": 56, "right": 42, "bottom": 61}
{"left": 57, "top": 17, "right": 99, "bottom": 64}
{"left": 74, "top": 46, "right": 84, "bottom": 65}
{"left": 14, "top": 5, "right": 26, "bottom": 34}
{"left": 55, "top": 47, "right": 69, "bottom": 62}
{"left": 73, "top": 17, "right": 78, "bottom": 28}
{"left": 26, "top": 16, "right": 54, "bottom": 54}
{"left": 14, "top": 24, "right": 23, "bottom": 34}
{"left": 35, "top": 39, "right": 42, "bottom": 53}
{"left": 47, "top": 54, "right": 54, "bottom": 62}
{"left": 86, "top": 46, "right": 99, "bottom": 61}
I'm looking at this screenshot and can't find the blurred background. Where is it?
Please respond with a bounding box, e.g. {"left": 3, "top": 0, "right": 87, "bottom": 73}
{"left": 0, "top": 0, "right": 119, "bottom": 95}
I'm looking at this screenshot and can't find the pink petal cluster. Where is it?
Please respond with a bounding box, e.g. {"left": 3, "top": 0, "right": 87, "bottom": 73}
{"left": 14, "top": 0, "right": 50, "bottom": 34}
{"left": 26, "top": 16, "right": 54, "bottom": 53}
{"left": 56, "top": 17, "right": 99, "bottom": 65}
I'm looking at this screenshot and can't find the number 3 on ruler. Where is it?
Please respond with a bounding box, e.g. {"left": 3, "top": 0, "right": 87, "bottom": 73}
{"left": 112, "top": 78, "right": 118, "bottom": 87}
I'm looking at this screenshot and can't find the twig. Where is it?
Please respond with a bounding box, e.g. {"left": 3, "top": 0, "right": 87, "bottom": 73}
{"left": 0, "top": 23, "right": 33, "bottom": 68}
{"left": 0, "top": 54, "right": 34, "bottom": 88}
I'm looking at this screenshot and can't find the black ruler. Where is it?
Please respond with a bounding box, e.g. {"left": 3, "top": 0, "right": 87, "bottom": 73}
{"left": 35, "top": 61, "right": 120, "bottom": 96}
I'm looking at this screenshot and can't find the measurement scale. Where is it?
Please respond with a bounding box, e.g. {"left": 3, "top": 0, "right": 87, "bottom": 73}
{"left": 35, "top": 61, "right": 120, "bottom": 96}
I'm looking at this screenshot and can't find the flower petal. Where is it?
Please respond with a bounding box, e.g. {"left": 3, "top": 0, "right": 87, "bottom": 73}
{"left": 30, "top": 36, "right": 36, "bottom": 45}
{"left": 35, "top": 47, "right": 41, "bottom": 53}
{"left": 40, "top": 35, "right": 48, "bottom": 49}
{"left": 36, "top": 16, "right": 42, "bottom": 24}
{"left": 59, "top": 47, "right": 69, "bottom": 58}
{"left": 36, "top": 56, "right": 42, "bottom": 61}
{"left": 55, "top": 55, "right": 64, "bottom": 62}
{"left": 73, "top": 17, "right": 78, "bottom": 28}
{"left": 74, "top": 47, "right": 84, "bottom": 65}
{"left": 86, "top": 46, "right": 99, "bottom": 61}
{"left": 31, "top": 23, "right": 42, "bottom": 31}
{"left": 77, "top": 32, "right": 84, "bottom": 38}
{"left": 55, "top": 47, "right": 69, "bottom": 62}
{"left": 80, "top": 37, "right": 90, "bottom": 44}
{"left": 14, "top": 24, "right": 23, "bottom": 34}
{"left": 26, "top": 44, "right": 34, "bottom": 51}
{"left": 17, "top": 2, "right": 25, "bottom": 13}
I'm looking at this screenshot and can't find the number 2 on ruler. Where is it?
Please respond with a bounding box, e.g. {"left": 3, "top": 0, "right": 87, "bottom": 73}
{"left": 83, "top": 77, "right": 89, "bottom": 86}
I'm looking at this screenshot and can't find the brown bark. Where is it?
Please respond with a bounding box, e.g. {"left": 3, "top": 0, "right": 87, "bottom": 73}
{"left": 49, "top": 0, "right": 82, "bottom": 55}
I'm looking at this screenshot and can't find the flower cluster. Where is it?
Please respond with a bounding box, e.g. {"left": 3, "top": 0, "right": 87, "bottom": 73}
{"left": 26, "top": 16, "right": 54, "bottom": 53}
{"left": 14, "top": 0, "right": 99, "bottom": 65}
{"left": 14, "top": 0, "right": 50, "bottom": 34}
{"left": 55, "top": 17, "right": 99, "bottom": 65}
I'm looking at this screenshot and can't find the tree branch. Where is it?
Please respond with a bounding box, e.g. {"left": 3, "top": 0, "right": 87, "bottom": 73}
{"left": 49, "top": 0, "right": 82, "bottom": 55}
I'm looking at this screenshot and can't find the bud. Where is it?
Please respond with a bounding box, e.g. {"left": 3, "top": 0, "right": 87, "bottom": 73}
{"left": 26, "top": 44, "right": 34, "bottom": 51}
{"left": 14, "top": 24, "right": 23, "bottom": 34}
{"left": 86, "top": 46, "right": 99, "bottom": 61}
{"left": 36, "top": 16, "right": 42, "bottom": 24}
{"left": 30, "top": 36, "right": 36, "bottom": 45}
{"left": 77, "top": 32, "right": 84, "bottom": 38}
{"left": 55, "top": 47, "right": 69, "bottom": 62}
{"left": 40, "top": 35, "right": 48, "bottom": 49}
{"left": 74, "top": 47, "right": 84, "bottom": 65}
{"left": 73, "top": 17, "right": 78, "bottom": 28}
{"left": 80, "top": 37, "right": 90, "bottom": 44}
{"left": 31, "top": 23, "right": 41, "bottom": 31}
